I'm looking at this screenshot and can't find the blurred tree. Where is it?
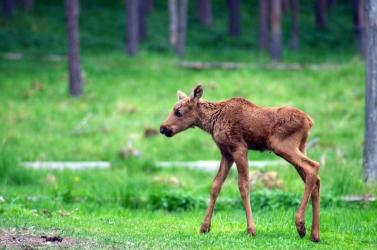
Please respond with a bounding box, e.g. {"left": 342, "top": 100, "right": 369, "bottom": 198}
{"left": 352, "top": 0, "right": 365, "bottom": 56}
{"left": 290, "top": 0, "right": 299, "bottom": 50}
{"left": 227, "top": 0, "right": 240, "bottom": 36}
{"left": 197, "top": 0, "right": 212, "bottom": 26}
{"left": 327, "top": 0, "right": 336, "bottom": 7}
{"left": 168, "top": 0, "right": 178, "bottom": 48}
{"left": 18, "top": 0, "right": 33, "bottom": 10}
{"left": 270, "top": 0, "right": 282, "bottom": 60}
{"left": 2, "top": 0, "right": 15, "bottom": 16}
{"left": 177, "top": 0, "right": 188, "bottom": 58}
{"left": 282, "top": 0, "right": 290, "bottom": 13}
{"left": 314, "top": 0, "right": 327, "bottom": 29}
{"left": 138, "top": 0, "right": 148, "bottom": 41}
{"left": 259, "top": 0, "right": 269, "bottom": 50}
{"left": 146, "top": 0, "right": 154, "bottom": 12}
{"left": 363, "top": 0, "right": 377, "bottom": 182}
{"left": 65, "top": 0, "right": 83, "bottom": 97}
{"left": 126, "top": 0, "right": 139, "bottom": 56}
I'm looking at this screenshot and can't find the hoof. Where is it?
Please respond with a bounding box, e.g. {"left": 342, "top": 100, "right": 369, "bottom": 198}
{"left": 295, "top": 221, "right": 306, "bottom": 238}
{"left": 311, "top": 235, "right": 320, "bottom": 243}
{"left": 200, "top": 223, "right": 211, "bottom": 234}
{"left": 247, "top": 227, "right": 256, "bottom": 236}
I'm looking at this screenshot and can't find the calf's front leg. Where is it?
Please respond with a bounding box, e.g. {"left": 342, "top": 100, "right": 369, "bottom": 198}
{"left": 200, "top": 155, "right": 233, "bottom": 233}
{"left": 233, "top": 147, "right": 256, "bottom": 236}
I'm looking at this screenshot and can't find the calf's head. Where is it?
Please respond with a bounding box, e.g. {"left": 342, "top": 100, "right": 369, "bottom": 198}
{"left": 160, "top": 85, "right": 203, "bottom": 137}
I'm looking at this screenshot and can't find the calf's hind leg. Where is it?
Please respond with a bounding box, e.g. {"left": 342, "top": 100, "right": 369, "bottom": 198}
{"left": 299, "top": 137, "right": 321, "bottom": 242}
{"left": 271, "top": 136, "right": 320, "bottom": 242}
{"left": 310, "top": 176, "right": 320, "bottom": 242}
{"left": 289, "top": 160, "right": 321, "bottom": 242}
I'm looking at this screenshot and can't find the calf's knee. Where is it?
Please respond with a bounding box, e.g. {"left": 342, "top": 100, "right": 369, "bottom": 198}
{"left": 311, "top": 177, "right": 321, "bottom": 198}
{"left": 238, "top": 182, "right": 249, "bottom": 199}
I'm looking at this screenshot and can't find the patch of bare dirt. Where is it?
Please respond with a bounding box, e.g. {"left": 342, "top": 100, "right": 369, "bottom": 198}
{"left": 0, "top": 228, "right": 94, "bottom": 249}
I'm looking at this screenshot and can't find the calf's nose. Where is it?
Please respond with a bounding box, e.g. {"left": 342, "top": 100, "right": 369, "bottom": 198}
{"left": 160, "top": 125, "right": 167, "bottom": 134}
{"left": 160, "top": 125, "right": 173, "bottom": 137}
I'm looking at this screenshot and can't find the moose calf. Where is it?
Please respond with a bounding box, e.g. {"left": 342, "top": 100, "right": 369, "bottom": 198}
{"left": 160, "top": 85, "right": 320, "bottom": 242}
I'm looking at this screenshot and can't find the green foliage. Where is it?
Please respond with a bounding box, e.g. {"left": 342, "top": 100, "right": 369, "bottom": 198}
{"left": 149, "top": 191, "right": 206, "bottom": 211}
{"left": 0, "top": 151, "right": 35, "bottom": 186}
{"left": 0, "top": 0, "right": 358, "bottom": 61}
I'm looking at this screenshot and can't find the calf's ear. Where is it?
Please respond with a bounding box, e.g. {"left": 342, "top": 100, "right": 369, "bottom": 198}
{"left": 190, "top": 84, "right": 203, "bottom": 101}
{"left": 177, "top": 90, "right": 187, "bottom": 101}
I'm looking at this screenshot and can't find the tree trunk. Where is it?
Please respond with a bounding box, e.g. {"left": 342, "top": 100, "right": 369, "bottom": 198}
{"left": 19, "top": 0, "right": 33, "bottom": 10}
{"left": 363, "top": 0, "right": 377, "bottom": 182}
{"left": 138, "top": 0, "right": 148, "bottom": 41}
{"left": 168, "top": 0, "right": 178, "bottom": 48}
{"left": 65, "top": 0, "right": 83, "bottom": 97}
{"left": 270, "top": 0, "right": 282, "bottom": 61}
{"left": 353, "top": 0, "right": 365, "bottom": 56}
{"left": 290, "top": 0, "right": 299, "bottom": 50}
{"left": 2, "top": 0, "right": 15, "bottom": 16}
{"left": 177, "top": 0, "right": 188, "bottom": 58}
{"left": 197, "top": 0, "right": 212, "bottom": 26}
{"left": 282, "top": 0, "right": 290, "bottom": 13}
{"left": 314, "top": 0, "right": 327, "bottom": 29}
{"left": 227, "top": 0, "right": 240, "bottom": 36}
{"left": 327, "top": 0, "right": 336, "bottom": 7}
{"left": 126, "top": 0, "right": 139, "bottom": 56}
{"left": 146, "top": 0, "right": 154, "bottom": 12}
{"left": 259, "top": 0, "right": 269, "bottom": 50}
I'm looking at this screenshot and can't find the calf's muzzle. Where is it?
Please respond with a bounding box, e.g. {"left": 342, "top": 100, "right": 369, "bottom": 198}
{"left": 160, "top": 125, "right": 173, "bottom": 137}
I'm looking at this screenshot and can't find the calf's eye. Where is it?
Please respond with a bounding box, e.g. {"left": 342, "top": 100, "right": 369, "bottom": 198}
{"left": 175, "top": 110, "right": 182, "bottom": 117}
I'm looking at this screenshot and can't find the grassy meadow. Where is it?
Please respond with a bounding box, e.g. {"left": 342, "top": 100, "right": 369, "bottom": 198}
{"left": 1, "top": 1, "right": 377, "bottom": 249}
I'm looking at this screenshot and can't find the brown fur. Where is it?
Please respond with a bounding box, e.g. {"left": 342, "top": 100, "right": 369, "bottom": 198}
{"left": 160, "top": 85, "right": 321, "bottom": 242}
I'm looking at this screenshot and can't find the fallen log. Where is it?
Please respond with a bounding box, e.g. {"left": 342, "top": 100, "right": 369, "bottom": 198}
{"left": 178, "top": 61, "right": 341, "bottom": 71}
{"left": 179, "top": 61, "right": 244, "bottom": 70}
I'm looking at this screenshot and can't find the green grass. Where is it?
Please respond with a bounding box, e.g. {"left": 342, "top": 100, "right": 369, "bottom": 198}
{"left": 1, "top": 1, "right": 377, "bottom": 249}
{"left": 1, "top": 204, "right": 376, "bottom": 249}
{"left": 1, "top": 52, "right": 374, "bottom": 197}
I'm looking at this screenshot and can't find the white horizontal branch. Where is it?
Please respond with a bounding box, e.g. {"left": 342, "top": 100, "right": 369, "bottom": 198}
{"left": 21, "top": 161, "right": 111, "bottom": 170}
{"left": 155, "top": 160, "right": 288, "bottom": 171}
